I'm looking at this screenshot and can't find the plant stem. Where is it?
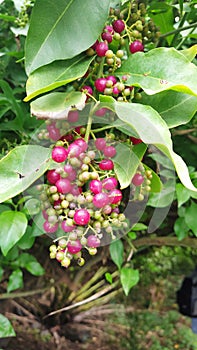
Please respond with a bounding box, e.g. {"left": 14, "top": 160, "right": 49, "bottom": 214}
{"left": 84, "top": 101, "right": 100, "bottom": 142}
{"left": 160, "top": 22, "right": 197, "bottom": 39}
{"left": 133, "top": 236, "right": 197, "bottom": 249}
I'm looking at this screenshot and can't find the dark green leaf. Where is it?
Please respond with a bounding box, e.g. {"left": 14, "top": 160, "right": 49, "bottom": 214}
{"left": 120, "top": 268, "right": 139, "bottom": 296}
{"left": 174, "top": 217, "right": 189, "bottom": 241}
{"left": 149, "top": 2, "right": 174, "bottom": 45}
{"left": 19, "top": 253, "right": 45, "bottom": 276}
{"left": 0, "top": 211, "right": 27, "bottom": 256}
{"left": 0, "top": 145, "right": 51, "bottom": 203}
{"left": 17, "top": 226, "right": 35, "bottom": 250}
{"left": 7, "top": 269, "right": 23, "bottom": 293}
{"left": 25, "top": 0, "right": 110, "bottom": 74}
{"left": 0, "top": 314, "right": 16, "bottom": 338}
{"left": 185, "top": 202, "right": 197, "bottom": 236}
{"left": 109, "top": 239, "right": 124, "bottom": 269}
{"left": 0, "top": 267, "right": 4, "bottom": 282}
{"left": 176, "top": 183, "right": 191, "bottom": 207}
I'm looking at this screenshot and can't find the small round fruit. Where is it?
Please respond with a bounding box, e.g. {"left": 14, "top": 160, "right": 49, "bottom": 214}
{"left": 56, "top": 178, "right": 72, "bottom": 194}
{"left": 43, "top": 221, "right": 59, "bottom": 233}
{"left": 89, "top": 179, "right": 102, "bottom": 194}
{"left": 94, "top": 78, "right": 107, "bottom": 92}
{"left": 74, "top": 209, "right": 90, "bottom": 225}
{"left": 95, "top": 138, "right": 106, "bottom": 150}
{"left": 67, "top": 240, "right": 82, "bottom": 254}
{"left": 129, "top": 40, "right": 144, "bottom": 53}
{"left": 99, "top": 159, "right": 114, "bottom": 170}
{"left": 112, "top": 19, "right": 125, "bottom": 33}
{"left": 87, "top": 235, "right": 100, "bottom": 248}
{"left": 47, "top": 169, "right": 60, "bottom": 184}
{"left": 102, "top": 177, "right": 118, "bottom": 190}
{"left": 132, "top": 173, "right": 144, "bottom": 186}
{"left": 93, "top": 192, "right": 109, "bottom": 208}
{"left": 95, "top": 41, "right": 109, "bottom": 57}
{"left": 61, "top": 221, "right": 76, "bottom": 232}
{"left": 108, "top": 189, "right": 123, "bottom": 204}
{"left": 67, "top": 110, "right": 79, "bottom": 123}
{"left": 52, "top": 146, "right": 68, "bottom": 163}
{"left": 103, "top": 145, "right": 116, "bottom": 158}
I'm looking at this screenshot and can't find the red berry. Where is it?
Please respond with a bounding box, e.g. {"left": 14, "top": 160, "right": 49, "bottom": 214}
{"left": 93, "top": 192, "right": 109, "bottom": 208}
{"left": 48, "top": 127, "right": 61, "bottom": 141}
{"left": 74, "top": 209, "right": 90, "bottom": 225}
{"left": 95, "top": 138, "right": 107, "bottom": 150}
{"left": 89, "top": 179, "right": 102, "bottom": 194}
{"left": 101, "top": 32, "right": 113, "bottom": 43}
{"left": 108, "top": 189, "right": 122, "bottom": 204}
{"left": 99, "top": 159, "right": 114, "bottom": 171}
{"left": 91, "top": 40, "right": 99, "bottom": 50}
{"left": 66, "top": 169, "right": 77, "bottom": 181}
{"left": 42, "top": 210, "right": 48, "bottom": 220}
{"left": 103, "top": 145, "right": 116, "bottom": 158}
{"left": 67, "top": 240, "right": 82, "bottom": 254}
{"left": 96, "top": 42, "right": 108, "bottom": 57}
{"left": 132, "top": 173, "right": 144, "bottom": 186}
{"left": 129, "top": 40, "right": 144, "bottom": 54}
{"left": 61, "top": 221, "right": 75, "bottom": 233}
{"left": 130, "top": 137, "right": 142, "bottom": 145}
{"left": 56, "top": 178, "right": 72, "bottom": 194}
{"left": 71, "top": 184, "right": 82, "bottom": 196}
{"left": 82, "top": 85, "right": 93, "bottom": 97}
{"left": 95, "top": 108, "right": 108, "bottom": 117}
{"left": 52, "top": 146, "right": 68, "bottom": 163}
{"left": 102, "top": 177, "right": 118, "bottom": 190}
{"left": 113, "top": 86, "right": 119, "bottom": 95}
{"left": 67, "top": 110, "right": 79, "bottom": 123}
{"left": 74, "top": 138, "right": 88, "bottom": 152}
{"left": 112, "top": 20, "right": 125, "bottom": 33}
{"left": 105, "top": 25, "right": 114, "bottom": 34}
{"left": 47, "top": 169, "right": 60, "bottom": 184}
{"left": 68, "top": 143, "right": 82, "bottom": 158}
{"left": 107, "top": 75, "right": 117, "bottom": 85}
{"left": 43, "top": 221, "right": 58, "bottom": 233}
{"left": 87, "top": 235, "right": 100, "bottom": 248}
{"left": 95, "top": 78, "right": 107, "bottom": 92}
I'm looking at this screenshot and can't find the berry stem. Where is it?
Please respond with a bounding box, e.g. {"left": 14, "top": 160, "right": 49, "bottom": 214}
{"left": 84, "top": 101, "right": 100, "bottom": 142}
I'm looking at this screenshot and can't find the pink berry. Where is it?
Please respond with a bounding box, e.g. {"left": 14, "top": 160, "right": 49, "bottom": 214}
{"left": 95, "top": 78, "right": 107, "bottom": 92}
{"left": 42, "top": 210, "right": 48, "bottom": 220}
{"left": 129, "top": 40, "right": 144, "bottom": 54}
{"left": 112, "top": 19, "right": 125, "bottom": 33}
{"left": 108, "top": 189, "right": 122, "bottom": 204}
{"left": 96, "top": 42, "right": 108, "bottom": 57}
{"left": 105, "top": 25, "right": 114, "bottom": 34}
{"left": 107, "top": 75, "right": 117, "bottom": 85}
{"left": 47, "top": 169, "right": 60, "bottom": 184}
{"left": 48, "top": 127, "right": 61, "bottom": 141}
{"left": 89, "top": 179, "right": 102, "bottom": 194}
{"left": 102, "top": 177, "right": 118, "bottom": 190}
{"left": 113, "top": 86, "right": 119, "bottom": 95}
{"left": 61, "top": 221, "right": 75, "bottom": 232}
{"left": 130, "top": 136, "right": 142, "bottom": 145}
{"left": 68, "top": 143, "right": 82, "bottom": 158}
{"left": 52, "top": 146, "right": 68, "bottom": 163}
{"left": 43, "top": 221, "right": 58, "bottom": 233}
{"left": 99, "top": 159, "right": 114, "bottom": 171}
{"left": 67, "top": 240, "right": 82, "bottom": 254}
{"left": 93, "top": 192, "right": 109, "bottom": 208}
{"left": 132, "top": 173, "right": 144, "bottom": 186}
{"left": 74, "top": 209, "right": 90, "bottom": 225}
{"left": 74, "top": 138, "right": 88, "bottom": 152}
{"left": 87, "top": 235, "right": 100, "bottom": 248}
{"left": 103, "top": 145, "right": 116, "bottom": 158}
{"left": 67, "top": 110, "right": 79, "bottom": 123}
{"left": 95, "top": 138, "right": 106, "bottom": 150}
{"left": 82, "top": 85, "right": 93, "bottom": 97}
{"left": 66, "top": 169, "right": 77, "bottom": 181}
{"left": 101, "top": 32, "right": 113, "bottom": 43}
{"left": 71, "top": 184, "right": 82, "bottom": 196}
{"left": 95, "top": 108, "right": 108, "bottom": 117}
{"left": 56, "top": 178, "right": 72, "bottom": 194}
{"left": 91, "top": 40, "right": 99, "bottom": 50}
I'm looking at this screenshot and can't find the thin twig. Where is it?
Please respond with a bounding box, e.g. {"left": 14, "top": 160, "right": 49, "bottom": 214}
{"left": 0, "top": 288, "right": 47, "bottom": 300}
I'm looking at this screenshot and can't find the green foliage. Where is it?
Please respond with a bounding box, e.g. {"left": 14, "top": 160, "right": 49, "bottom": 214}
{"left": 0, "top": 314, "right": 16, "bottom": 338}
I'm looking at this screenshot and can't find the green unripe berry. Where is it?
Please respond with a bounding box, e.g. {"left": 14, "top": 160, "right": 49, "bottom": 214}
{"left": 61, "top": 257, "right": 71, "bottom": 268}
{"left": 105, "top": 49, "right": 114, "bottom": 58}
{"left": 88, "top": 247, "right": 97, "bottom": 255}
{"left": 113, "top": 33, "right": 121, "bottom": 41}
{"left": 116, "top": 49, "right": 124, "bottom": 58}
{"left": 78, "top": 257, "right": 85, "bottom": 266}
{"left": 49, "top": 244, "right": 57, "bottom": 253}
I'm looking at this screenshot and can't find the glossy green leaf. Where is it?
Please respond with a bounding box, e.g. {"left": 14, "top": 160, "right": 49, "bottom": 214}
{"left": 25, "top": 54, "right": 94, "bottom": 101}
{"left": 109, "top": 239, "right": 124, "bottom": 269}
{"left": 105, "top": 272, "right": 113, "bottom": 284}
{"left": 0, "top": 314, "right": 16, "bottom": 338}
{"left": 17, "top": 226, "right": 35, "bottom": 250}
{"left": 116, "top": 47, "right": 197, "bottom": 96}
{"left": 131, "top": 223, "right": 148, "bottom": 231}
{"left": 149, "top": 2, "right": 174, "bottom": 45}
{"left": 120, "top": 268, "right": 139, "bottom": 296}
{"left": 174, "top": 217, "right": 189, "bottom": 241}
{"left": 7, "top": 269, "right": 23, "bottom": 293}
{"left": 25, "top": 0, "right": 110, "bottom": 74}
{"left": 30, "top": 91, "right": 86, "bottom": 119}
{"left": 113, "top": 143, "right": 147, "bottom": 189}
{"left": 0, "top": 145, "right": 51, "bottom": 203}
{"left": 19, "top": 253, "right": 45, "bottom": 276}
{"left": 0, "top": 211, "right": 27, "bottom": 256}
{"left": 114, "top": 101, "right": 197, "bottom": 192}
{"left": 141, "top": 91, "right": 197, "bottom": 128}
{"left": 176, "top": 183, "right": 191, "bottom": 207}
{"left": 180, "top": 44, "right": 197, "bottom": 61}
{"left": 185, "top": 202, "right": 197, "bottom": 236}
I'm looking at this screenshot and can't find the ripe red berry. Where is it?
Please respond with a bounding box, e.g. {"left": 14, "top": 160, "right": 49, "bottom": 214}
{"left": 74, "top": 209, "right": 90, "bottom": 225}
{"left": 82, "top": 85, "right": 93, "bottom": 97}
{"left": 61, "top": 221, "right": 76, "bottom": 232}
{"left": 132, "top": 173, "right": 144, "bottom": 186}
{"left": 95, "top": 138, "right": 107, "bottom": 150}
{"left": 68, "top": 143, "right": 82, "bottom": 158}
{"left": 105, "top": 25, "right": 114, "bottom": 34}
{"left": 56, "top": 178, "right": 72, "bottom": 194}
{"left": 95, "top": 78, "right": 107, "bottom": 92}
{"left": 93, "top": 192, "right": 109, "bottom": 208}
{"left": 112, "top": 19, "right": 125, "bottom": 33}
{"left": 74, "top": 138, "right": 88, "bottom": 152}
{"left": 52, "top": 146, "right": 68, "bottom": 163}
{"left": 113, "top": 86, "right": 119, "bottom": 95}
{"left": 89, "top": 179, "right": 102, "bottom": 194}
{"left": 67, "top": 240, "right": 82, "bottom": 254}
{"left": 129, "top": 40, "right": 144, "bottom": 53}
{"left": 103, "top": 145, "right": 116, "bottom": 158}
{"left": 101, "top": 32, "right": 113, "bottom": 43}
{"left": 99, "top": 159, "right": 114, "bottom": 170}
{"left": 67, "top": 110, "right": 79, "bottom": 123}
{"left": 107, "top": 75, "right": 117, "bottom": 85}
{"left": 130, "top": 137, "right": 142, "bottom": 145}
{"left": 87, "top": 235, "right": 100, "bottom": 248}
{"left": 47, "top": 169, "right": 60, "bottom": 184}
{"left": 102, "top": 177, "right": 118, "bottom": 190}
{"left": 108, "top": 189, "right": 122, "bottom": 204}
{"left": 43, "top": 221, "right": 58, "bottom": 233}
{"left": 96, "top": 42, "right": 109, "bottom": 57}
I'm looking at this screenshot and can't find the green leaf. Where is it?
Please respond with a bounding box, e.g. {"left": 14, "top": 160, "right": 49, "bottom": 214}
{"left": 19, "top": 253, "right": 45, "bottom": 276}
{"left": 127, "top": 231, "right": 137, "bottom": 240}
{"left": 116, "top": 47, "right": 197, "bottom": 96}
{"left": 185, "top": 202, "right": 197, "bottom": 236}
{"left": 17, "top": 226, "right": 35, "bottom": 250}
{"left": 24, "top": 198, "right": 41, "bottom": 216}
{"left": 105, "top": 272, "right": 113, "bottom": 284}
{"left": 25, "top": 0, "right": 110, "bottom": 74}
{"left": 109, "top": 239, "right": 124, "bottom": 269}
{"left": 114, "top": 101, "right": 197, "bottom": 192}
{"left": 0, "top": 145, "right": 51, "bottom": 203}
{"left": 25, "top": 54, "right": 94, "bottom": 101}
{"left": 131, "top": 223, "right": 148, "bottom": 231}
{"left": 149, "top": 2, "right": 174, "bottom": 45}
{"left": 0, "top": 211, "right": 27, "bottom": 256}
{"left": 180, "top": 44, "right": 197, "bottom": 61}
{"left": 0, "top": 267, "right": 4, "bottom": 282}
{"left": 30, "top": 91, "right": 86, "bottom": 119}
{"left": 141, "top": 91, "right": 197, "bottom": 128}
{"left": 148, "top": 179, "right": 175, "bottom": 208}
{"left": 113, "top": 143, "right": 147, "bottom": 189}
{"left": 7, "top": 269, "right": 23, "bottom": 293}
{"left": 174, "top": 217, "right": 189, "bottom": 241}
{"left": 143, "top": 165, "right": 163, "bottom": 193}
{"left": 120, "top": 267, "right": 139, "bottom": 296}
{"left": 0, "top": 314, "right": 16, "bottom": 338}
{"left": 176, "top": 183, "right": 191, "bottom": 207}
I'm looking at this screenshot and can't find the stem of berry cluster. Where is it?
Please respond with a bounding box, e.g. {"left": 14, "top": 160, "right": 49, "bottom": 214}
{"left": 84, "top": 101, "right": 100, "bottom": 142}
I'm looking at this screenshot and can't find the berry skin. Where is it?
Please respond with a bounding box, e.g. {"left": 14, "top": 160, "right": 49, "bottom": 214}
{"left": 102, "top": 177, "right": 118, "bottom": 190}
{"left": 93, "top": 192, "right": 109, "bottom": 208}
{"left": 67, "top": 110, "right": 79, "bottom": 123}
{"left": 61, "top": 257, "right": 71, "bottom": 268}
{"left": 67, "top": 240, "right": 82, "bottom": 254}
{"left": 99, "top": 159, "right": 114, "bottom": 171}
{"left": 112, "top": 19, "right": 125, "bottom": 33}
{"left": 108, "top": 189, "right": 122, "bottom": 204}
{"left": 101, "top": 32, "right": 113, "bottom": 43}
{"left": 74, "top": 209, "right": 90, "bottom": 225}
{"left": 95, "top": 78, "right": 107, "bottom": 92}
{"left": 48, "top": 127, "right": 61, "bottom": 141}
{"left": 96, "top": 42, "right": 109, "bottom": 57}
{"left": 113, "top": 86, "right": 120, "bottom": 95}
{"left": 107, "top": 75, "right": 117, "bottom": 85}
{"left": 130, "top": 136, "right": 142, "bottom": 145}
{"left": 56, "top": 178, "right": 72, "bottom": 194}
{"left": 103, "top": 145, "right": 116, "bottom": 158}
{"left": 74, "top": 138, "right": 88, "bottom": 152}
{"left": 61, "top": 221, "right": 75, "bottom": 232}
{"left": 89, "top": 179, "right": 102, "bottom": 194}
{"left": 82, "top": 85, "right": 93, "bottom": 99}
{"left": 95, "top": 108, "right": 108, "bottom": 117}
{"left": 129, "top": 40, "right": 144, "bottom": 53}
{"left": 52, "top": 146, "right": 68, "bottom": 163}
{"left": 43, "top": 221, "right": 58, "bottom": 233}
{"left": 47, "top": 169, "right": 60, "bottom": 184}
{"left": 68, "top": 143, "right": 82, "bottom": 158}
{"left": 95, "top": 138, "right": 107, "bottom": 150}
{"left": 132, "top": 173, "right": 144, "bottom": 186}
{"left": 87, "top": 235, "right": 100, "bottom": 248}
{"left": 104, "top": 25, "right": 114, "bottom": 34}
